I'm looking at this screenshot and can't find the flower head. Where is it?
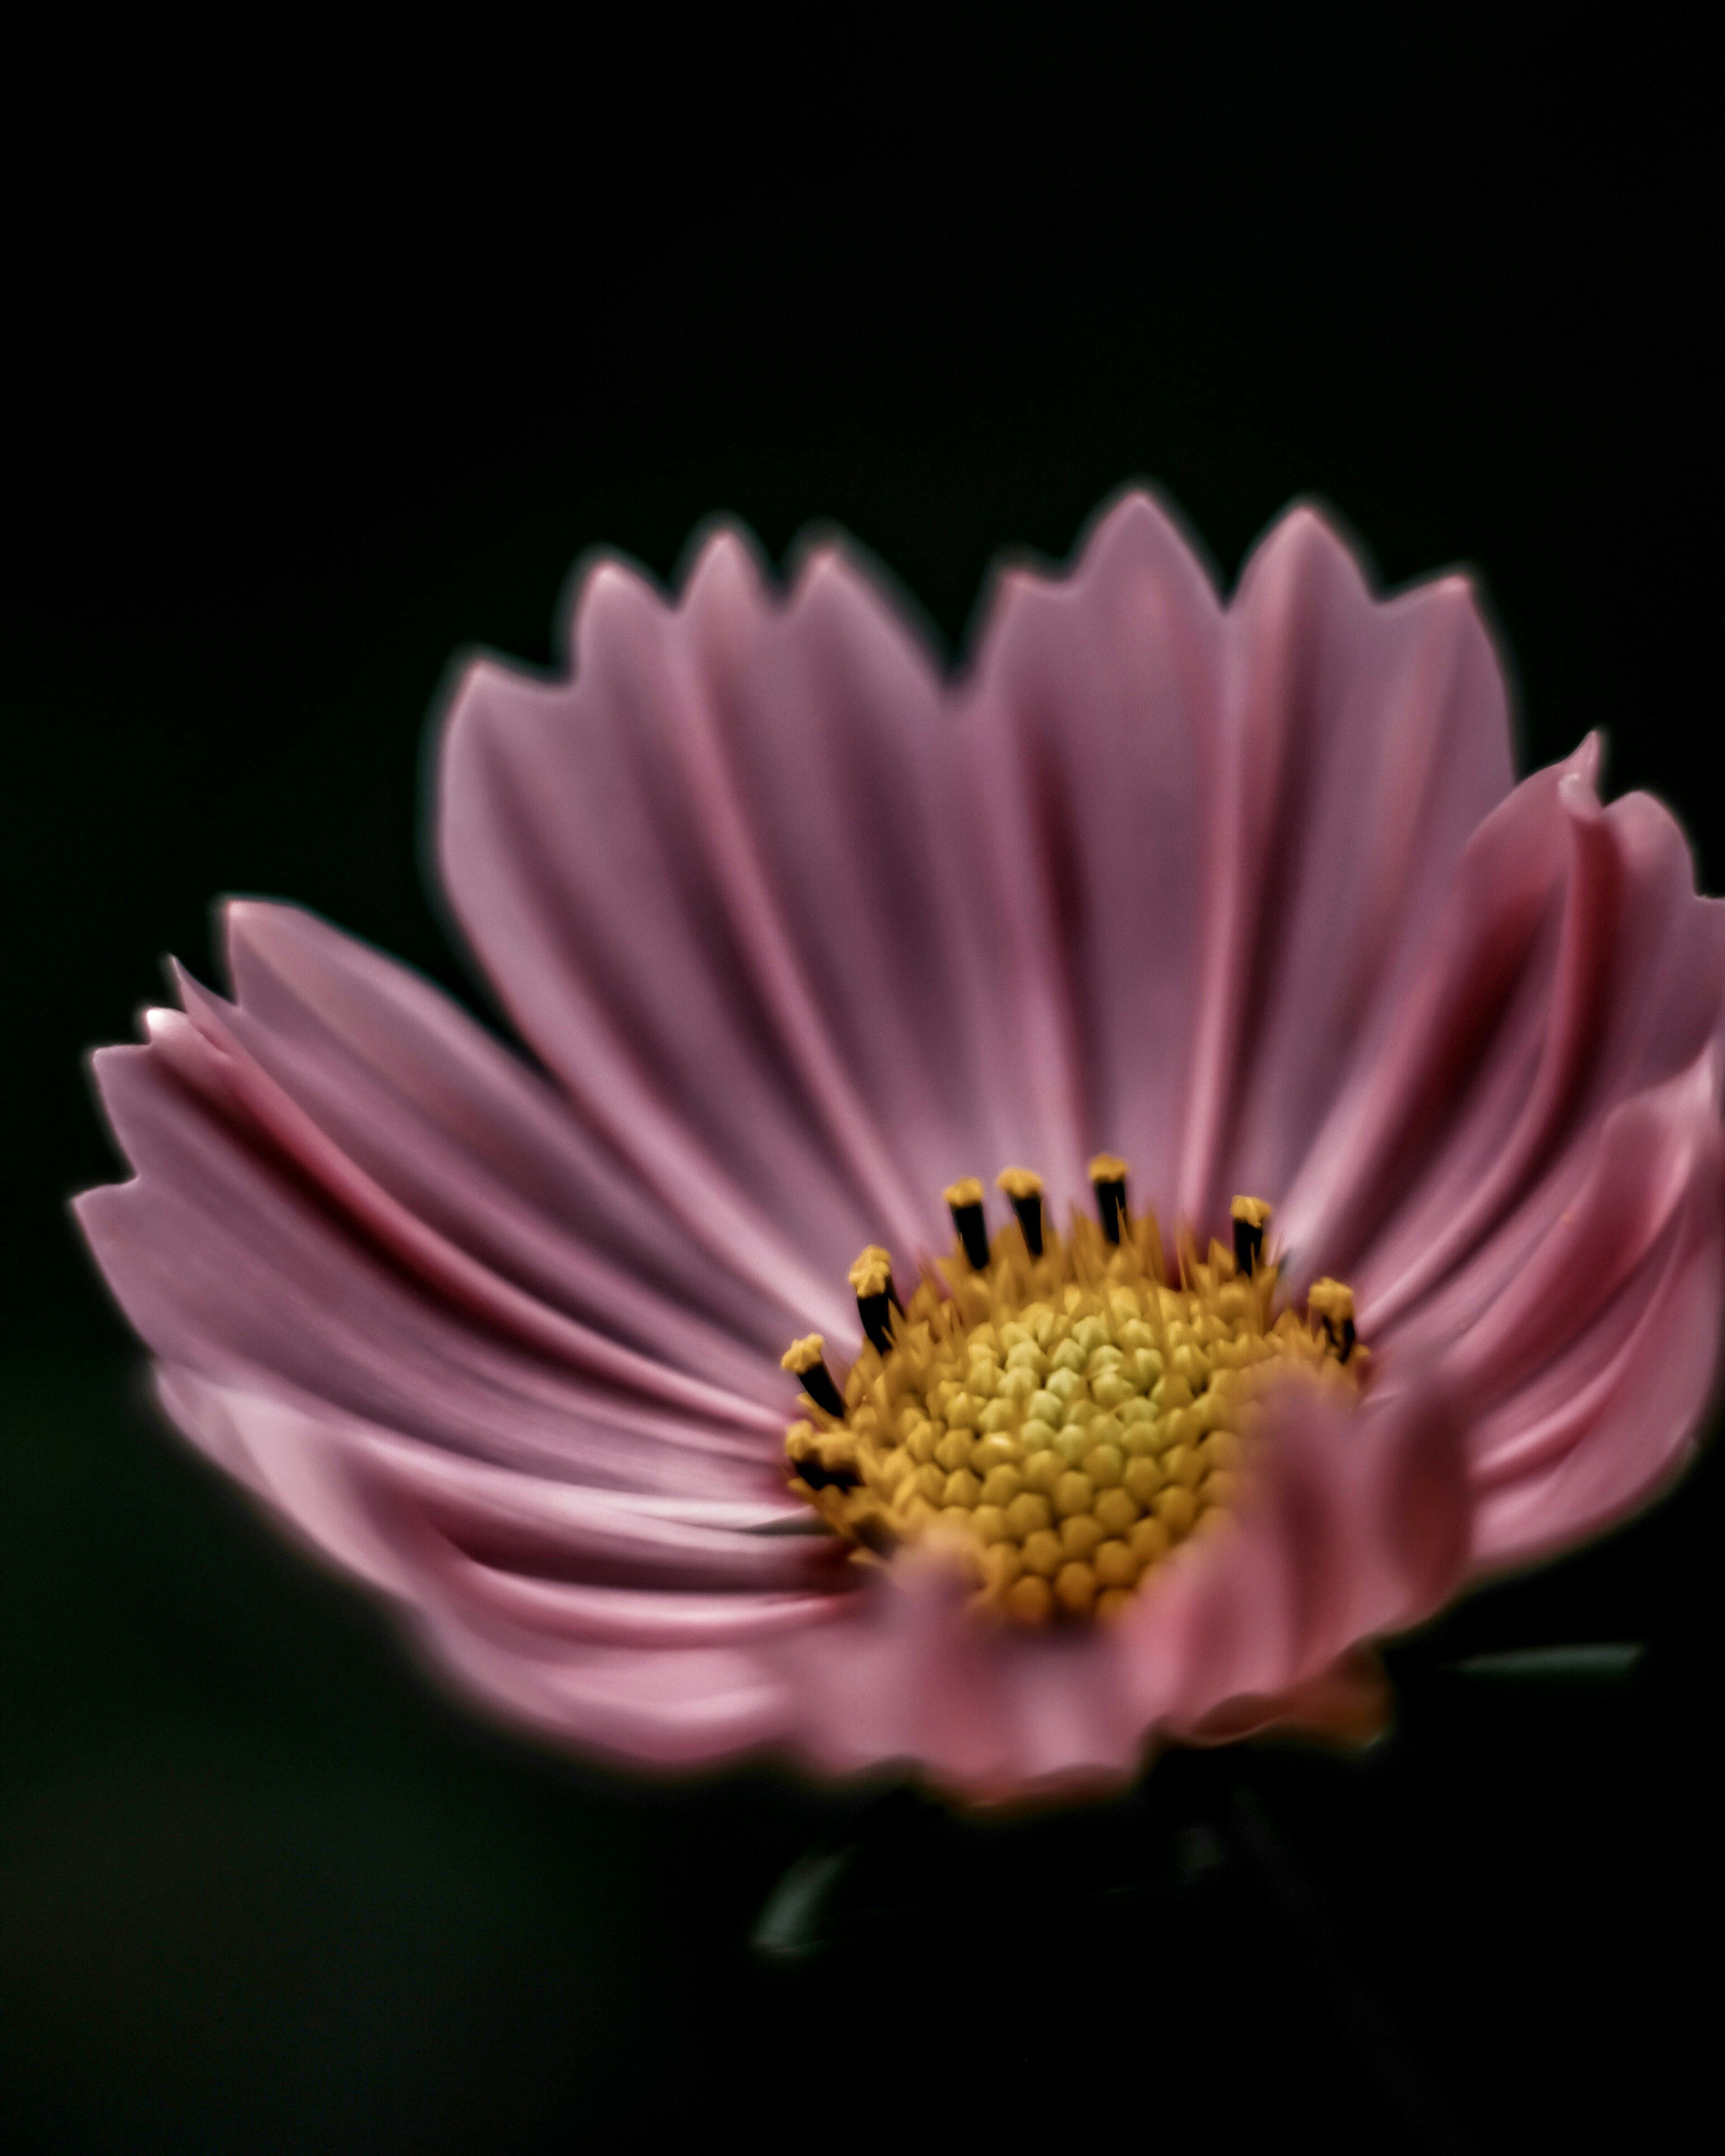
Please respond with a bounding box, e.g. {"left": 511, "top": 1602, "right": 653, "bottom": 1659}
{"left": 77, "top": 491, "right": 1725, "bottom": 1801}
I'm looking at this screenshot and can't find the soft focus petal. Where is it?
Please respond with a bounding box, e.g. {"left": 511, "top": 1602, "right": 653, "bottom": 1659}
{"left": 439, "top": 533, "right": 982, "bottom": 1339}
{"left": 763, "top": 1376, "right": 1470, "bottom": 1799}
{"left": 159, "top": 1366, "right": 842, "bottom": 1769}
{"left": 956, "top": 490, "right": 1226, "bottom": 1214}
{"left": 1434, "top": 1049, "right": 1725, "bottom": 1567}
{"left": 1117, "top": 1378, "right": 1470, "bottom": 1739}
{"left": 78, "top": 1031, "right": 779, "bottom": 1495}
{"left": 1286, "top": 757, "right": 1725, "bottom": 1317}
{"left": 208, "top": 901, "right": 792, "bottom": 1373}
{"left": 1189, "top": 509, "right": 1516, "bottom": 1226}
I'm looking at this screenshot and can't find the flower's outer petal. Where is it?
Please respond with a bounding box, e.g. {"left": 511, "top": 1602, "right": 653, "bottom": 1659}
{"left": 1467, "top": 1176, "right": 1722, "bottom": 1568}
{"left": 1278, "top": 741, "right": 1600, "bottom": 1281}
{"left": 156, "top": 1365, "right": 845, "bottom": 1768}
{"left": 439, "top": 531, "right": 1006, "bottom": 1342}
{"left": 1421, "top": 1047, "right": 1725, "bottom": 1570}
{"left": 1183, "top": 1645, "right": 1393, "bottom": 1749}
{"left": 77, "top": 1029, "right": 785, "bottom": 1497}
{"left": 707, "top": 542, "right": 1010, "bottom": 1249}
{"left": 956, "top": 492, "right": 1227, "bottom": 1216}
{"left": 1276, "top": 741, "right": 1725, "bottom": 1572}
{"left": 1286, "top": 762, "right": 1725, "bottom": 1317}
{"left": 767, "top": 1378, "right": 1469, "bottom": 1800}
{"left": 765, "top": 1557, "right": 1148, "bottom": 1799}
{"left": 1117, "top": 1378, "right": 1470, "bottom": 1741}
{"left": 1184, "top": 510, "right": 1516, "bottom": 1228}
{"left": 206, "top": 901, "right": 796, "bottom": 1371}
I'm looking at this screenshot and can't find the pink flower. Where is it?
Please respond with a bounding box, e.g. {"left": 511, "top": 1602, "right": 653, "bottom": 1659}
{"left": 77, "top": 492, "right": 1725, "bottom": 1803}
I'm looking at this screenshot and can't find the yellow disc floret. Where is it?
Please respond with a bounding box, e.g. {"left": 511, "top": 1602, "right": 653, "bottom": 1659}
{"left": 783, "top": 1171, "right": 1368, "bottom": 1624}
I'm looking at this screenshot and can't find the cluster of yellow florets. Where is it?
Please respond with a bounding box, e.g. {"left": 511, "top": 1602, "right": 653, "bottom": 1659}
{"left": 784, "top": 1172, "right": 1364, "bottom": 1626}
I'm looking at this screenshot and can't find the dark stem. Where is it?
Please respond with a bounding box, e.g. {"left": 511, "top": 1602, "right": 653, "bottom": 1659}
{"left": 1226, "top": 1785, "right": 1480, "bottom": 2156}
{"left": 1008, "top": 1191, "right": 1044, "bottom": 1258}
{"left": 950, "top": 1197, "right": 991, "bottom": 1271}
{"left": 1093, "top": 1176, "right": 1128, "bottom": 1244}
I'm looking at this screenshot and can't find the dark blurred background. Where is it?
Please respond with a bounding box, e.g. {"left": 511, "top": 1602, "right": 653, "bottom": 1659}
{"left": 2, "top": 7, "right": 1719, "bottom": 2151}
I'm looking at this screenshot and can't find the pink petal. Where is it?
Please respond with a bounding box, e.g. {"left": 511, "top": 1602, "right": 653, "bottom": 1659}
{"left": 159, "top": 1365, "right": 840, "bottom": 1770}
{"left": 1427, "top": 1047, "right": 1725, "bottom": 1568}
{"left": 439, "top": 532, "right": 980, "bottom": 1336}
{"left": 1118, "top": 1378, "right": 1470, "bottom": 1738}
{"left": 79, "top": 1037, "right": 780, "bottom": 1496}
{"left": 761, "top": 1376, "right": 1470, "bottom": 1800}
{"left": 955, "top": 490, "right": 1227, "bottom": 1215}
{"left": 209, "top": 902, "right": 792, "bottom": 1377}
{"left": 1182, "top": 508, "right": 1515, "bottom": 1228}
{"left": 1286, "top": 759, "right": 1725, "bottom": 1327}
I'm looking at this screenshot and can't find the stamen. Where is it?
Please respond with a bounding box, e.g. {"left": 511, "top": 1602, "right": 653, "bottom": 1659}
{"left": 785, "top": 1419, "right": 859, "bottom": 1493}
{"left": 1089, "top": 1153, "right": 1131, "bottom": 1245}
{"left": 780, "top": 1334, "right": 846, "bottom": 1419}
{"left": 786, "top": 1169, "right": 1367, "bottom": 1625}
{"left": 1307, "top": 1278, "right": 1357, "bottom": 1362}
{"left": 1230, "top": 1194, "right": 1273, "bottom": 1277}
{"left": 943, "top": 1177, "right": 991, "bottom": 1271}
{"left": 848, "top": 1245, "right": 899, "bottom": 1355}
{"left": 996, "top": 1166, "right": 1046, "bottom": 1258}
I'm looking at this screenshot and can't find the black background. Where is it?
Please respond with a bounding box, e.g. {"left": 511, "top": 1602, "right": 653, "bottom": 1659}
{"left": 3, "top": 9, "right": 1719, "bottom": 2151}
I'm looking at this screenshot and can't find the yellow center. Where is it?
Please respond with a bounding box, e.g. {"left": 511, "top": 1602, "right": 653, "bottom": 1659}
{"left": 783, "top": 1166, "right": 1366, "bottom": 1625}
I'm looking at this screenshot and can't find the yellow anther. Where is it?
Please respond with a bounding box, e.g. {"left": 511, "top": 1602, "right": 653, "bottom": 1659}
{"left": 784, "top": 1165, "right": 1363, "bottom": 1623}
{"left": 1306, "top": 1277, "right": 1359, "bottom": 1363}
{"left": 848, "top": 1246, "right": 895, "bottom": 1298}
{"left": 1307, "top": 1278, "right": 1355, "bottom": 1325}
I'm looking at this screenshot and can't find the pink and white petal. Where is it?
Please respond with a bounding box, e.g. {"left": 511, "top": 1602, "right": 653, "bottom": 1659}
{"left": 1279, "top": 740, "right": 1597, "bottom": 1282}
{"left": 159, "top": 1365, "right": 839, "bottom": 1771}
{"left": 771, "top": 1560, "right": 1147, "bottom": 1799}
{"left": 1184, "top": 508, "right": 1515, "bottom": 1228}
{"left": 162, "top": 1367, "right": 826, "bottom": 1587}
{"left": 1117, "top": 1378, "right": 1471, "bottom": 1738}
{"left": 1351, "top": 780, "right": 1725, "bottom": 1330}
{"left": 1467, "top": 1196, "right": 1721, "bottom": 1568}
{"left": 1183, "top": 1646, "right": 1393, "bottom": 1750}
{"left": 439, "top": 535, "right": 963, "bottom": 1340}
{"left": 957, "top": 490, "right": 1227, "bottom": 1217}
{"left": 143, "top": 1000, "right": 770, "bottom": 1423}
{"left": 212, "top": 901, "right": 798, "bottom": 1363}
{"left": 1383, "top": 1048, "right": 1723, "bottom": 1402}
{"left": 685, "top": 539, "right": 1010, "bottom": 1252}
{"left": 80, "top": 1042, "right": 781, "bottom": 1496}
{"left": 1447, "top": 1057, "right": 1725, "bottom": 1569}
{"left": 1287, "top": 755, "right": 1725, "bottom": 1339}
{"left": 417, "top": 1622, "right": 795, "bottom": 1770}
{"left": 766, "top": 1377, "right": 1469, "bottom": 1798}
